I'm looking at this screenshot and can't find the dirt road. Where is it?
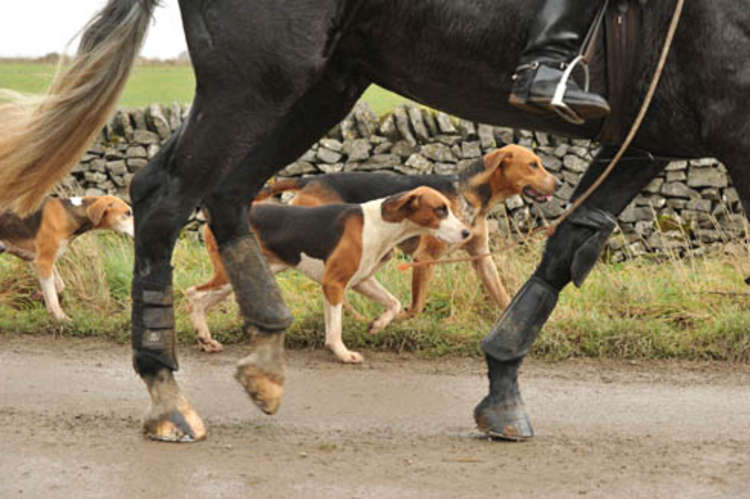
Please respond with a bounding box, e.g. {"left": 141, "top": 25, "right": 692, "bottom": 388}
{"left": 1, "top": 335, "right": 749, "bottom": 498}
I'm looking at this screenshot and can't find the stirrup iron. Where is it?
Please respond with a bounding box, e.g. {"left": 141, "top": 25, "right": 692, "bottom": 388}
{"left": 550, "top": 55, "right": 590, "bottom": 125}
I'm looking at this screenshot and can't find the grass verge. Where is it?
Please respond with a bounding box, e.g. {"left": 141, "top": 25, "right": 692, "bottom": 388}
{"left": 1, "top": 230, "right": 749, "bottom": 361}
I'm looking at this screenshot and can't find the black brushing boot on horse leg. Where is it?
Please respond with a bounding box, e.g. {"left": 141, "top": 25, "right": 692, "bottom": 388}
{"left": 475, "top": 146, "right": 666, "bottom": 440}
{"left": 474, "top": 208, "right": 615, "bottom": 439}
{"left": 130, "top": 137, "right": 207, "bottom": 442}
{"left": 205, "top": 200, "right": 293, "bottom": 415}
{"left": 474, "top": 276, "right": 559, "bottom": 439}
{"left": 509, "top": 0, "right": 611, "bottom": 124}
{"left": 220, "top": 237, "right": 290, "bottom": 414}
{"left": 218, "top": 234, "right": 292, "bottom": 333}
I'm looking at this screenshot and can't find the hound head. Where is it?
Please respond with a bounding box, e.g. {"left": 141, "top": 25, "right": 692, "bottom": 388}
{"left": 381, "top": 186, "right": 470, "bottom": 244}
{"left": 85, "top": 195, "right": 134, "bottom": 237}
{"left": 474, "top": 144, "right": 561, "bottom": 203}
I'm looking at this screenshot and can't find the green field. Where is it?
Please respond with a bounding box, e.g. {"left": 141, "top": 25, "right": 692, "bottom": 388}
{"left": 0, "top": 61, "right": 411, "bottom": 116}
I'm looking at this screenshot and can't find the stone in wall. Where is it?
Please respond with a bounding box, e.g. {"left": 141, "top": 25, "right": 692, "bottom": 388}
{"left": 341, "top": 139, "right": 372, "bottom": 162}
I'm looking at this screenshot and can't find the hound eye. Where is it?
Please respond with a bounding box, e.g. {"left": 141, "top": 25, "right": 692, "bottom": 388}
{"left": 530, "top": 162, "right": 539, "bottom": 169}
{"left": 125, "top": 210, "right": 132, "bottom": 217}
{"left": 435, "top": 205, "right": 448, "bottom": 218}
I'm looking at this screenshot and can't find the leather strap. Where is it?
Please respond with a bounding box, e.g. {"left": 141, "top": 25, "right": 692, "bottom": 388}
{"left": 599, "top": 0, "right": 643, "bottom": 143}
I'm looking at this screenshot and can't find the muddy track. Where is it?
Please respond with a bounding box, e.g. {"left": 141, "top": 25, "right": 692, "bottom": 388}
{"left": 1, "top": 335, "right": 749, "bottom": 498}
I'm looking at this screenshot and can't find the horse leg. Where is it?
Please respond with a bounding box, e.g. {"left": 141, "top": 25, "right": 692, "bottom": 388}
{"left": 200, "top": 75, "right": 368, "bottom": 408}
{"left": 474, "top": 146, "right": 669, "bottom": 439}
{"left": 129, "top": 131, "right": 212, "bottom": 442}
{"left": 127, "top": 0, "right": 368, "bottom": 435}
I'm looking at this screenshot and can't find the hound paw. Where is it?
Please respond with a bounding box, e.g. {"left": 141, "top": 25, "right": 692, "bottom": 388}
{"left": 338, "top": 351, "right": 364, "bottom": 364}
{"left": 54, "top": 313, "right": 73, "bottom": 323}
{"left": 198, "top": 337, "right": 224, "bottom": 353}
{"left": 328, "top": 343, "right": 364, "bottom": 364}
{"left": 367, "top": 320, "right": 385, "bottom": 335}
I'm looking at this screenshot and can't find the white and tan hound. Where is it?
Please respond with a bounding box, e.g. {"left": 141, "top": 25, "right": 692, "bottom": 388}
{"left": 187, "top": 186, "right": 469, "bottom": 362}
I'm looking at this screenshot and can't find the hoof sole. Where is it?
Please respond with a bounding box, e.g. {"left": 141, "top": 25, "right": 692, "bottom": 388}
{"left": 144, "top": 406, "right": 206, "bottom": 443}
{"left": 235, "top": 363, "right": 284, "bottom": 415}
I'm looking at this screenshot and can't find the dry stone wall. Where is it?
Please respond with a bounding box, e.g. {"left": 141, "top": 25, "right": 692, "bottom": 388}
{"left": 63, "top": 102, "right": 746, "bottom": 261}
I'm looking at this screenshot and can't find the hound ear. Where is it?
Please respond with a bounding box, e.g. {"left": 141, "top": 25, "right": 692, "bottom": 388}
{"left": 469, "top": 149, "right": 513, "bottom": 188}
{"left": 86, "top": 199, "right": 113, "bottom": 226}
{"left": 486, "top": 148, "right": 513, "bottom": 171}
{"left": 381, "top": 191, "right": 420, "bottom": 222}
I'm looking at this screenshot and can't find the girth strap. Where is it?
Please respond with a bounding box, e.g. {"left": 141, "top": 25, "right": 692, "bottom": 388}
{"left": 599, "top": 1, "right": 644, "bottom": 143}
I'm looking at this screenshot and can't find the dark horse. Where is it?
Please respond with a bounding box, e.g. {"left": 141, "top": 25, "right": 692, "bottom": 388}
{"left": 0, "top": 0, "right": 746, "bottom": 441}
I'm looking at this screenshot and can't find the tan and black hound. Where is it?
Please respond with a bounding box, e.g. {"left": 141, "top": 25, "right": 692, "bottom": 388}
{"left": 0, "top": 195, "right": 134, "bottom": 321}
{"left": 253, "top": 144, "right": 560, "bottom": 315}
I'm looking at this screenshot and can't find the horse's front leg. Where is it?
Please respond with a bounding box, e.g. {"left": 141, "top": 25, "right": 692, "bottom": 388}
{"left": 474, "top": 146, "right": 668, "bottom": 440}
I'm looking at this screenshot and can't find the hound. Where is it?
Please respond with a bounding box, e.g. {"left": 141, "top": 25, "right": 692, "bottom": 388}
{"left": 0, "top": 195, "right": 134, "bottom": 321}
{"left": 254, "top": 144, "right": 561, "bottom": 315}
{"left": 187, "top": 186, "right": 469, "bottom": 362}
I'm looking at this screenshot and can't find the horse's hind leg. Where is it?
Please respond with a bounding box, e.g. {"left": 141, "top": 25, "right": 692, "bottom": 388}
{"left": 129, "top": 122, "right": 245, "bottom": 441}
{"left": 129, "top": 89, "right": 336, "bottom": 436}
{"left": 128, "top": 133, "right": 203, "bottom": 441}
{"left": 474, "top": 146, "right": 669, "bottom": 439}
{"left": 200, "top": 73, "right": 367, "bottom": 411}
{"left": 130, "top": 0, "right": 366, "bottom": 437}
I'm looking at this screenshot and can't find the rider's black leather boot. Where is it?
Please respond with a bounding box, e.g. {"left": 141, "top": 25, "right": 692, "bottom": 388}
{"left": 509, "top": 0, "right": 610, "bottom": 123}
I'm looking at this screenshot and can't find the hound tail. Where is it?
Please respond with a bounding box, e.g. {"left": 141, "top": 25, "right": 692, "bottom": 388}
{"left": 254, "top": 178, "right": 307, "bottom": 202}
{"left": 0, "top": 0, "right": 158, "bottom": 215}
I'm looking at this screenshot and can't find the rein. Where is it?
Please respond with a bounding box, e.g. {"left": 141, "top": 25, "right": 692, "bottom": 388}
{"left": 398, "top": 0, "right": 685, "bottom": 272}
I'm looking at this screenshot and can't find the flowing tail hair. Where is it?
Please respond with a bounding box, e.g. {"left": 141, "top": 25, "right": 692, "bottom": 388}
{"left": 0, "top": 0, "right": 158, "bottom": 215}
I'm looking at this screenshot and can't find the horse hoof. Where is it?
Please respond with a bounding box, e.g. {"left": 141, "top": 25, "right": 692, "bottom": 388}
{"left": 143, "top": 401, "right": 206, "bottom": 443}
{"left": 473, "top": 395, "right": 533, "bottom": 441}
{"left": 234, "top": 332, "right": 285, "bottom": 415}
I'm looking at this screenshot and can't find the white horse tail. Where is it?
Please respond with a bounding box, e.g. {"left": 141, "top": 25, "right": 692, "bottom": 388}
{"left": 0, "top": 0, "right": 158, "bottom": 215}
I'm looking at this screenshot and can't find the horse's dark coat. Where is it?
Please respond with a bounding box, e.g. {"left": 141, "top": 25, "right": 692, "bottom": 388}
{"left": 126, "top": 0, "right": 750, "bottom": 384}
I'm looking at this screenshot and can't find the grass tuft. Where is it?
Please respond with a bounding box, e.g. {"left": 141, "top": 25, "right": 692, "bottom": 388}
{"left": 0, "top": 223, "right": 749, "bottom": 361}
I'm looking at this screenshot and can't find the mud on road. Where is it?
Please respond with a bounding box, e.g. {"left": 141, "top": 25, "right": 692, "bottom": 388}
{"left": 1, "top": 335, "right": 749, "bottom": 498}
